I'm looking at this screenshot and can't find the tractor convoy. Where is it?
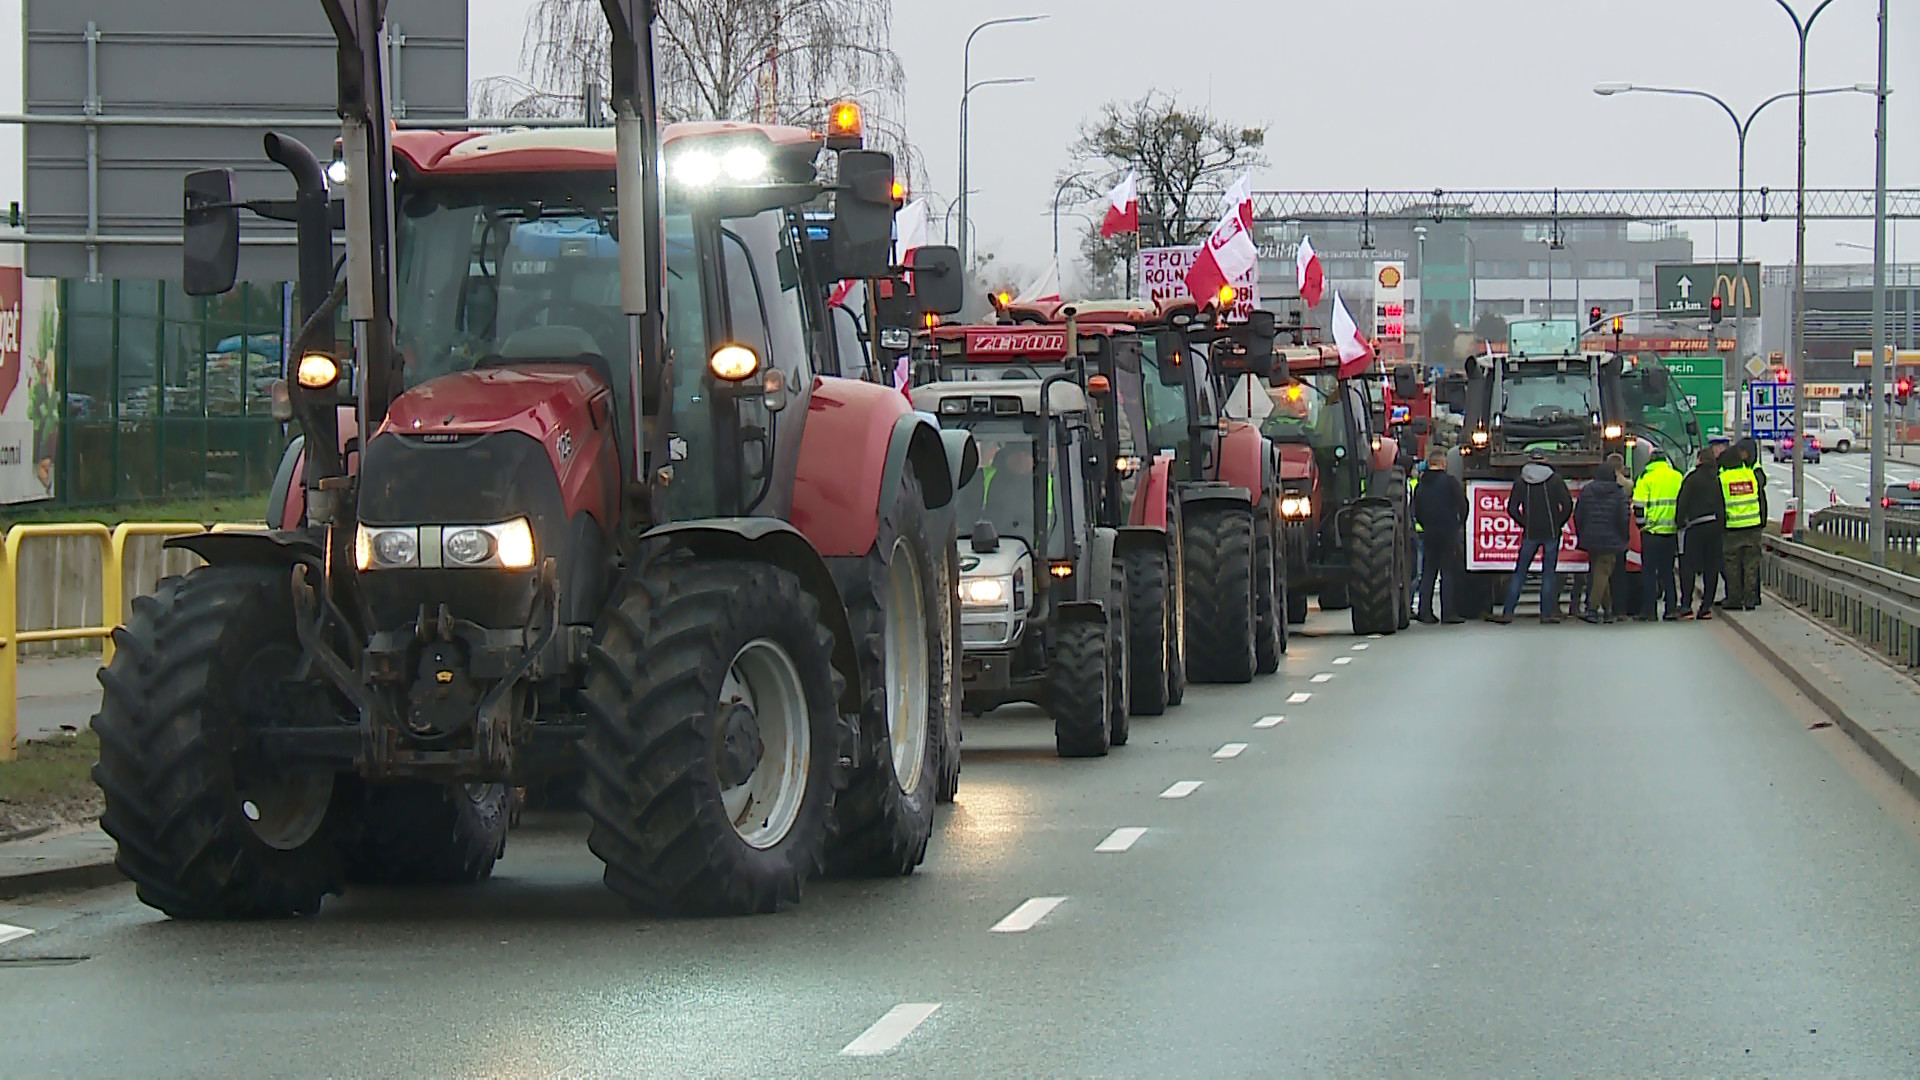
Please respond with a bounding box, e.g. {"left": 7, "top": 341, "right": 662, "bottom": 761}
{"left": 82, "top": 1, "right": 1410, "bottom": 923}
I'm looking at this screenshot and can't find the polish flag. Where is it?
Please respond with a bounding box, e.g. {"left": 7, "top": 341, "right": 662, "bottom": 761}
{"left": 1014, "top": 261, "right": 1061, "bottom": 305}
{"left": 1224, "top": 174, "right": 1254, "bottom": 228}
{"left": 1295, "top": 236, "right": 1325, "bottom": 309}
{"left": 1331, "top": 293, "right": 1374, "bottom": 378}
{"left": 892, "top": 198, "right": 930, "bottom": 264}
{"left": 1099, "top": 172, "right": 1139, "bottom": 237}
{"left": 893, "top": 354, "right": 911, "bottom": 395}
{"left": 1184, "top": 198, "right": 1259, "bottom": 306}
{"left": 827, "top": 278, "right": 861, "bottom": 309}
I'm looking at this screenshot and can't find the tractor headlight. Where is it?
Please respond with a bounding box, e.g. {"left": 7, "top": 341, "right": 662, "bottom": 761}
{"left": 1471, "top": 429, "right": 1490, "bottom": 447}
{"left": 296, "top": 353, "right": 340, "bottom": 389}
{"left": 444, "top": 527, "right": 496, "bottom": 566}
{"left": 960, "top": 576, "right": 1009, "bottom": 606}
{"left": 1280, "top": 495, "right": 1312, "bottom": 520}
{"left": 494, "top": 518, "right": 537, "bottom": 570}
{"left": 1603, "top": 423, "right": 1624, "bottom": 440}
{"left": 721, "top": 146, "right": 768, "bottom": 182}
{"left": 672, "top": 150, "right": 721, "bottom": 187}
{"left": 356, "top": 525, "right": 420, "bottom": 571}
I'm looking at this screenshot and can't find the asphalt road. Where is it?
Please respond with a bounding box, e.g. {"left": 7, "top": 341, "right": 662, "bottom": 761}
{"left": 1767, "top": 451, "right": 1920, "bottom": 519}
{"left": 5, "top": 613, "right": 1920, "bottom": 1078}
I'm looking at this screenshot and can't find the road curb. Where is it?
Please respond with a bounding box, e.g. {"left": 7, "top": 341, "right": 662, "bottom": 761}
{"left": 1723, "top": 603, "right": 1920, "bottom": 804}
{"left": 0, "top": 858, "right": 122, "bottom": 902}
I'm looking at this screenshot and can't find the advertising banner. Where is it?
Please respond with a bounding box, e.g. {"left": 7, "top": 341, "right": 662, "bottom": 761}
{"left": 1137, "top": 246, "right": 1258, "bottom": 321}
{"left": 1466, "top": 478, "right": 1589, "bottom": 573}
{"left": 0, "top": 260, "right": 58, "bottom": 505}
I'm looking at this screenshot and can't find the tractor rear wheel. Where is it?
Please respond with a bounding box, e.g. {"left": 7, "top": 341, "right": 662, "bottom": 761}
{"left": 1349, "top": 503, "right": 1401, "bottom": 635}
{"left": 1183, "top": 505, "right": 1257, "bottom": 684}
{"left": 1123, "top": 546, "right": 1172, "bottom": 716}
{"left": 935, "top": 536, "right": 964, "bottom": 804}
{"left": 581, "top": 556, "right": 841, "bottom": 915}
{"left": 827, "top": 469, "right": 944, "bottom": 878}
{"left": 344, "top": 781, "right": 510, "bottom": 886}
{"left": 1319, "top": 581, "right": 1351, "bottom": 611}
{"left": 92, "top": 565, "right": 350, "bottom": 919}
{"left": 1254, "top": 521, "right": 1285, "bottom": 673}
{"left": 1106, "top": 563, "right": 1131, "bottom": 746}
{"left": 1164, "top": 492, "right": 1187, "bottom": 708}
{"left": 1048, "top": 619, "right": 1111, "bottom": 758}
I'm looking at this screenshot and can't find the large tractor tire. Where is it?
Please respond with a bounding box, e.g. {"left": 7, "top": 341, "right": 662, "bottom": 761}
{"left": 935, "top": 536, "right": 964, "bottom": 805}
{"left": 344, "top": 781, "right": 511, "bottom": 886}
{"left": 92, "top": 565, "right": 351, "bottom": 919}
{"left": 1348, "top": 503, "right": 1402, "bottom": 635}
{"left": 1106, "top": 563, "right": 1131, "bottom": 747}
{"left": 826, "top": 469, "right": 945, "bottom": 878}
{"left": 1123, "top": 546, "right": 1173, "bottom": 717}
{"left": 1048, "top": 619, "right": 1111, "bottom": 758}
{"left": 581, "top": 556, "right": 842, "bottom": 915}
{"left": 1183, "top": 505, "right": 1258, "bottom": 684}
{"left": 1319, "top": 581, "right": 1351, "bottom": 611}
{"left": 1286, "top": 581, "right": 1311, "bottom": 625}
{"left": 1254, "top": 521, "right": 1285, "bottom": 673}
{"left": 1164, "top": 494, "right": 1188, "bottom": 708}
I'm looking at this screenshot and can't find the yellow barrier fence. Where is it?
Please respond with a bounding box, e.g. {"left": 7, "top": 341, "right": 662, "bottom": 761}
{"left": 1, "top": 522, "right": 257, "bottom": 761}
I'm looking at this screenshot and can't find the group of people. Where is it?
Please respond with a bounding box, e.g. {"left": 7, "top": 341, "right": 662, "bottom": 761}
{"left": 1406, "top": 437, "right": 1770, "bottom": 625}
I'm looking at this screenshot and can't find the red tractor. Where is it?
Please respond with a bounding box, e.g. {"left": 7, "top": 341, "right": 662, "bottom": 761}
{"left": 998, "top": 299, "right": 1287, "bottom": 682}
{"left": 90, "top": 0, "right": 972, "bottom": 919}
{"left": 1263, "top": 342, "right": 1416, "bottom": 634}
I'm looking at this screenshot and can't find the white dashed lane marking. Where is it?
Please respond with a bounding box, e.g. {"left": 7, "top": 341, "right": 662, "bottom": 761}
{"left": 1310, "top": 673, "right": 1334, "bottom": 683}
{"left": 1332, "top": 656, "right": 1353, "bottom": 665}
{"left": 1351, "top": 643, "right": 1370, "bottom": 651}
{"left": 1095, "top": 827, "right": 1148, "bottom": 853}
{"left": 1253, "top": 715, "right": 1285, "bottom": 728}
{"left": 1213, "top": 742, "right": 1248, "bottom": 760}
{"left": 841, "top": 1003, "right": 941, "bottom": 1056}
{"left": 1160, "top": 780, "right": 1204, "bottom": 798}
{"left": 992, "top": 897, "right": 1066, "bottom": 933}
{"left": 1287, "top": 691, "right": 1313, "bottom": 704}
{"left": 0, "top": 923, "right": 33, "bottom": 946}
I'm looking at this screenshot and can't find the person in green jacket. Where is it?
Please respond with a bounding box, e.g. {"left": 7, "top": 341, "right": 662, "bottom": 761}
{"left": 1632, "top": 450, "right": 1684, "bottom": 621}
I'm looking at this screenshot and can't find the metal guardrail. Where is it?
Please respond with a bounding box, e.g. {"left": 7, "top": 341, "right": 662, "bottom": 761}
{"left": 1762, "top": 534, "right": 1920, "bottom": 670}
{"left": 1807, "top": 505, "right": 1920, "bottom": 557}
{"left": 0, "top": 522, "right": 264, "bottom": 761}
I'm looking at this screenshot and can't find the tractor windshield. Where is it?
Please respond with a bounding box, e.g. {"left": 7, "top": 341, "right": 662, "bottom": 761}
{"left": 1498, "top": 364, "right": 1596, "bottom": 427}
{"left": 1263, "top": 372, "right": 1342, "bottom": 451}
{"left": 953, "top": 419, "right": 1054, "bottom": 549}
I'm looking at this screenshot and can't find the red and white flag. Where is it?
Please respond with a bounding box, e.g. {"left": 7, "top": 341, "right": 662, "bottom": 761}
{"left": 1295, "top": 235, "right": 1325, "bottom": 309}
{"left": 1331, "top": 293, "right": 1374, "bottom": 378}
{"left": 1224, "top": 173, "right": 1254, "bottom": 228}
{"left": 892, "top": 198, "right": 930, "bottom": 265}
{"left": 1184, "top": 198, "right": 1259, "bottom": 306}
{"left": 893, "top": 354, "right": 911, "bottom": 395}
{"left": 1100, "top": 171, "right": 1139, "bottom": 237}
{"left": 826, "top": 278, "right": 862, "bottom": 309}
{"left": 1014, "top": 260, "right": 1061, "bottom": 305}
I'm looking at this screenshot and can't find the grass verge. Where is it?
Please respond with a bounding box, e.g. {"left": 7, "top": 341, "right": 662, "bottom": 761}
{"left": 0, "top": 731, "right": 102, "bottom": 840}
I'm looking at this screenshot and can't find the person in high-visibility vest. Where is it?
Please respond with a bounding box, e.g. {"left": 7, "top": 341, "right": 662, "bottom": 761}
{"left": 1408, "top": 462, "right": 1424, "bottom": 588}
{"left": 1719, "top": 442, "right": 1768, "bottom": 611}
{"left": 1632, "top": 449, "right": 1684, "bottom": 621}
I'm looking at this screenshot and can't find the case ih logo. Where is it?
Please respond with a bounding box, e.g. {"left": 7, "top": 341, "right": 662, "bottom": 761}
{"left": 965, "top": 329, "right": 1067, "bottom": 357}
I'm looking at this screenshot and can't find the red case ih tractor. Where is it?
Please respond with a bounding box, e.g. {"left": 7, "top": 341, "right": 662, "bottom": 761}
{"left": 1263, "top": 342, "right": 1416, "bottom": 635}
{"left": 90, "top": 0, "right": 973, "bottom": 919}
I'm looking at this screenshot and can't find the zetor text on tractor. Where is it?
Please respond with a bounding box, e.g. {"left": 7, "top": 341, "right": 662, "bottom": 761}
{"left": 90, "top": 0, "right": 973, "bottom": 920}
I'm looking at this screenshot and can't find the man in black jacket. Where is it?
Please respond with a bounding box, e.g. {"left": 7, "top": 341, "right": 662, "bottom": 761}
{"left": 1494, "top": 449, "right": 1574, "bottom": 624}
{"left": 1572, "top": 462, "right": 1632, "bottom": 622}
{"left": 1676, "top": 446, "right": 1725, "bottom": 620}
{"left": 1412, "top": 449, "right": 1468, "bottom": 624}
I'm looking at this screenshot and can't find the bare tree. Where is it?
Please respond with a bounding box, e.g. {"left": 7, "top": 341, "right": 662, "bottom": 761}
{"left": 1060, "top": 92, "right": 1267, "bottom": 292}
{"left": 485, "top": 0, "right": 925, "bottom": 191}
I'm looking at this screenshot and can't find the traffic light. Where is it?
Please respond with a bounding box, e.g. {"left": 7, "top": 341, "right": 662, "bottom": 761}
{"left": 1898, "top": 377, "right": 1913, "bottom": 405}
{"left": 1589, "top": 305, "right": 1604, "bottom": 332}
{"left": 1708, "top": 294, "right": 1724, "bottom": 325}
{"left": 1611, "top": 315, "right": 1624, "bottom": 335}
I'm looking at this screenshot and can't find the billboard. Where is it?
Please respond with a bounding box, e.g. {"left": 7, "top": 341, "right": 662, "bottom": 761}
{"left": 24, "top": 0, "right": 468, "bottom": 281}
{"left": 1466, "top": 479, "right": 1591, "bottom": 574}
{"left": 1654, "top": 262, "right": 1761, "bottom": 318}
{"left": 0, "top": 254, "right": 62, "bottom": 505}
{"left": 1137, "top": 246, "right": 1259, "bottom": 322}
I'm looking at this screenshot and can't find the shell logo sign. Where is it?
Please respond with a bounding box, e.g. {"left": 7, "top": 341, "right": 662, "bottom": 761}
{"left": 1377, "top": 264, "right": 1403, "bottom": 290}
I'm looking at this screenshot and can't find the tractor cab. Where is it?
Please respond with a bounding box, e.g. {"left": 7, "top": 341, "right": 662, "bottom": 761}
{"left": 1441, "top": 318, "right": 1629, "bottom": 469}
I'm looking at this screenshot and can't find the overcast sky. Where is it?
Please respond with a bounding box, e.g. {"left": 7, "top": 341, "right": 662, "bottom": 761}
{"left": 466, "top": 0, "right": 1915, "bottom": 285}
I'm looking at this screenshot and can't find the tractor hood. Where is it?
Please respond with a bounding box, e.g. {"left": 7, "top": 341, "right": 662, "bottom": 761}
{"left": 958, "top": 545, "right": 1030, "bottom": 582}
{"left": 1277, "top": 444, "right": 1315, "bottom": 483}
{"left": 384, "top": 365, "right": 610, "bottom": 437}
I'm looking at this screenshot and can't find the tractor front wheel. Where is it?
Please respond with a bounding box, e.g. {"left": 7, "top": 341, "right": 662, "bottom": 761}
{"left": 1123, "top": 546, "right": 1172, "bottom": 716}
{"left": 1183, "top": 505, "right": 1257, "bottom": 684}
{"left": 581, "top": 556, "right": 841, "bottom": 915}
{"left": 1348, "top": 503, "right": 1401, "bottom": 635}
{"left": 1254, "top": 521, "right": 1285, "bottom": 672}
{"left": 1048, "top": 620, "right": 1111, "bottom": 758}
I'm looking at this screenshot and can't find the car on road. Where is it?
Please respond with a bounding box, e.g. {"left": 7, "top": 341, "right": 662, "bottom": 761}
{"left": 1883, "top": 480, "right": 1920, "bottom": 511}
{"left": 1774, "top": 433, "right": 1822, "bottom": 463}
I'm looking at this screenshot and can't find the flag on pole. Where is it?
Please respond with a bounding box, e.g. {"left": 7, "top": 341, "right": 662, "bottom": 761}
{"left": 892, "top": 198, "right": 930, "bottom": 264}
{"left": 1295, "top": 235, "right": 1325, "bottom": 309}
{"left": 1014, "top": 261, "right": 1062, "bottom": 305}
{"left": 1184, "top": 198, "right": 1259, "bottom": 305}
{"left": 827, "top": 278, "right": 862, "bottom": 309}
{"left": 1332, "top": 293, "right": 1375, "bottom": 378}
{"left": 893, "top": 354, "right": 911, "bottom": 395}
{"left": 1100, "top": 172, "right": 1139, "bottom": 237}
{"left": 1224, "top": 174, "right": 1254, "bottom": 228}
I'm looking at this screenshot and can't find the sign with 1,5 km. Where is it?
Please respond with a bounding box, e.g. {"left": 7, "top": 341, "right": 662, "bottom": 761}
{"left": 1655, "top": 262, "right": 1761, "bottom": 318}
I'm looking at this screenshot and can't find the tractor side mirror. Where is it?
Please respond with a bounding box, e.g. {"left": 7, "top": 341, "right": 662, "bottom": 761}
{"left": 908, "top": 245, "right": 964, "bottom": 316}
{"left": 1153, "top": 331, "right": 1188, "bottom": 387}
{"left": 832, "top": 150, "right": 896, "bottom": 280}
{"left": 1391, "top": 366, "right": 1420, "bottom": 400}
{"left": 1437, "top": 373, "right": 1468, "bottom": 412}
{"left": 1644, "top": 366, "right": 1671, "bottom": 404}
{"left": 183, "top": 168, "right": 240, "bottom": 296}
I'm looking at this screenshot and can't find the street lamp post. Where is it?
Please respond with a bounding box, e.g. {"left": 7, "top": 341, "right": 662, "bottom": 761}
{"left": 1053, "top": 170, "right": 1095, "bottom": 263}
{"left": 958, "top": 76, "right": 1034, "bottom": 282}
{"left": 958, "top": 15, "right": 1047, "bottom": 290}
{"left": 1594, "top": 78, "right": 1875, "bottom": 449}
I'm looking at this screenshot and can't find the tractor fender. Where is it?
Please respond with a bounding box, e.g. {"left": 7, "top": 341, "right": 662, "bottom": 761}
{"left": 639, "top": 518, "right": 862, "bottom": 718}
{"left": 1129, "top": 457, "right": 1175, "bottom": 528}
{"left": 1054, "top": 599, "right": 1107, "bottom": 627}
{"left": 1215, "top": 421, "right": 1266, "bottom": 507}
{"left": 935, "top": 426, "right": 981, "bottom": 495}
{"left": 1113, "top": 525, "right": 1169, "bottom": 559}
{"left": 165, "top": 529, "right": 323, "bottom": 570}
{"left": 1083, "top": 527, "right": 1119, "bottom": 601}
{"left": 266, "top": 436, "right": 306, "bottom": 530}
{"left": 793, "top": 378, "right": 952, "bottom": 558}
{"left": 1180, "top": 483, "right": 1254, "bottom": 515}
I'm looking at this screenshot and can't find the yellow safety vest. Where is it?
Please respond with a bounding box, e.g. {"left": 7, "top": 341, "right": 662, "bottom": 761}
{"left": 1720, "top": 465, "right": 1763, "bottom": 530}
{"left": 1632, "top": 461, "right": 1682, "bottom": 535}
{"left": 1409, "top": 472, "right": 1422, "bottom": 532}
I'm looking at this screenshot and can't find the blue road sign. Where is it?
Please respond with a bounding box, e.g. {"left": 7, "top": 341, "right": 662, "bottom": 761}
{"left": 1748, "top": 380, "right": 1797, "bottom": 440}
